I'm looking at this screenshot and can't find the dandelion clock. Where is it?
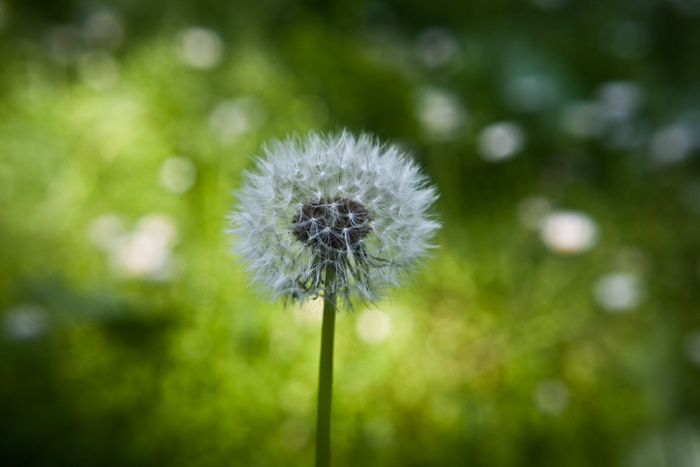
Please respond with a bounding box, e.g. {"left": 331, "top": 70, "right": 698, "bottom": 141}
{"left": 228, "top": 131, "right": 439, "bottom": 466}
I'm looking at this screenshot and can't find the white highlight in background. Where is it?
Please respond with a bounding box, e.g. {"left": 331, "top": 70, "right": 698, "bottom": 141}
{"left": 596, "top": 81, "right": 643, "bottom": 121}
{"left": 593, "top": 272, "right": 646, "bottom": 313}
{"left": 540, "top": 210, "right": 598, "bottom": 254}
{"left": 650, "top": 124, "right": 694, "bottom": 166}
{"left": 356, "top": 310, "right": 392, "bottom": 344}
{"left": 90, "top": 213, "right": 179, "bottom": 281}
{"left": 415, "top": 87, "right": 467, "bottom": 141}
{"left": 177, "top": 27, "right": 224, "bottom": 69}
{"left": 160, "top": 156, "right": 197, "bottom": 194}
{"left": 477, "top": 121, "right": 526, "bottom": 162}
{"left": 2, "top": 305, "right": 48, "bottom": 341}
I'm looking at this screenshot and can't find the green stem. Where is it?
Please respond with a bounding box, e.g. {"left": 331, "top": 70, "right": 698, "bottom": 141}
{"left": 315, "top": 292, "right": 336, "bottom": 467}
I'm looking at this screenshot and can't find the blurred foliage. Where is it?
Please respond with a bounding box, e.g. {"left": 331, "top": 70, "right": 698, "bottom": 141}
{"left": 1, "top": 0, "right": 700, "bottom": 466}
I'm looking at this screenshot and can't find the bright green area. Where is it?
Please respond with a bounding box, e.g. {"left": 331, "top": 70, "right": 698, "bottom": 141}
{"left": 1, "top": 1, "right": 700, "bottom": 466}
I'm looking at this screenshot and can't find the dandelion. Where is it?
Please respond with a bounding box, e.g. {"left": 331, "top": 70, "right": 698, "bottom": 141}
{"left": 228, "top": 131, "right": 439, "bottom": 309}
{"left": 228, "top": 131, "right": 439, "bottom": 467}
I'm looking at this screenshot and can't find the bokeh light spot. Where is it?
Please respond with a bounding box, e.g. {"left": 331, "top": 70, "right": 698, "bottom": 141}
{"left": 596, "top": 81, "right": 643, "bottom": 121}
{"left": 109, "top": 214, "right": 178, "bottom": 280}
{"left": 356, "top": 310, "right": 392, "bottom": 344}
{"left": 678, "top": 109, "right": 700, "bottom": 149}
{"left": 477, "top": 121, "right": 525, "bottom": 162}
{"left": 415, "top": 87, "right": 467, "bottom": 141}
{"left": 593, "top": 272, "right": 646, "bottom": 313}
{"left": 177, "top": 27, "right": 224, "bottom": 69}
{"left": 540, "top": 210, "right": 598, "bottom": 254}
{"left": 534, "top": 379, "right": 570, "bottom": 415}
{"left": 2, "top": 305, "right": 48, "bottom": 341}
{"left": 160, "top": 156, "right": 197, "bottom": 194}
{"left": 650, "top": 124, "right": 694, "bottom": 166}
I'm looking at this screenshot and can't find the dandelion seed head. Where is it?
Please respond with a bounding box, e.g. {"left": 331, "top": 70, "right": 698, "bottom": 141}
{"left": 228, "top": 131, "right": 439, "bottom": 308}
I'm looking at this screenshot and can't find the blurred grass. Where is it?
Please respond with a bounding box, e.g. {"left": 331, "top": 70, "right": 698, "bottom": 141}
{"left": 1, "top": 0, "right": 700, "bottom": 466}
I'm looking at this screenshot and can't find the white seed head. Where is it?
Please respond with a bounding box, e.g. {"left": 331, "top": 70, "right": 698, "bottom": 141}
{"left": 228, "top": 131, "right": 439, "bottom": 309}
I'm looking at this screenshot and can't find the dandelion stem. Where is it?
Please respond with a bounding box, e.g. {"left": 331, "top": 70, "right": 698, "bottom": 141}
{"left": 315, "top": 289, "right": 336, "bottom": 467}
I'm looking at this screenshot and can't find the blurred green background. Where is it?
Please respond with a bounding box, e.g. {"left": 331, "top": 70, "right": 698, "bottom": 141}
{"left": 1, "top": 0, "right": 700, "bottom": 466}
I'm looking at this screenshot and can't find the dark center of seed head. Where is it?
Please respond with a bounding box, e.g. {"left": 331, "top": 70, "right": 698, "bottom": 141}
{"left": 292, "top": 197, "right": 371, "bottom": 251}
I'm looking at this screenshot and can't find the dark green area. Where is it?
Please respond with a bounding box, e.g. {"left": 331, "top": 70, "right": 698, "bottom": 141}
{"left": 1, "top": 0, "right": 699, "bottom": 466}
